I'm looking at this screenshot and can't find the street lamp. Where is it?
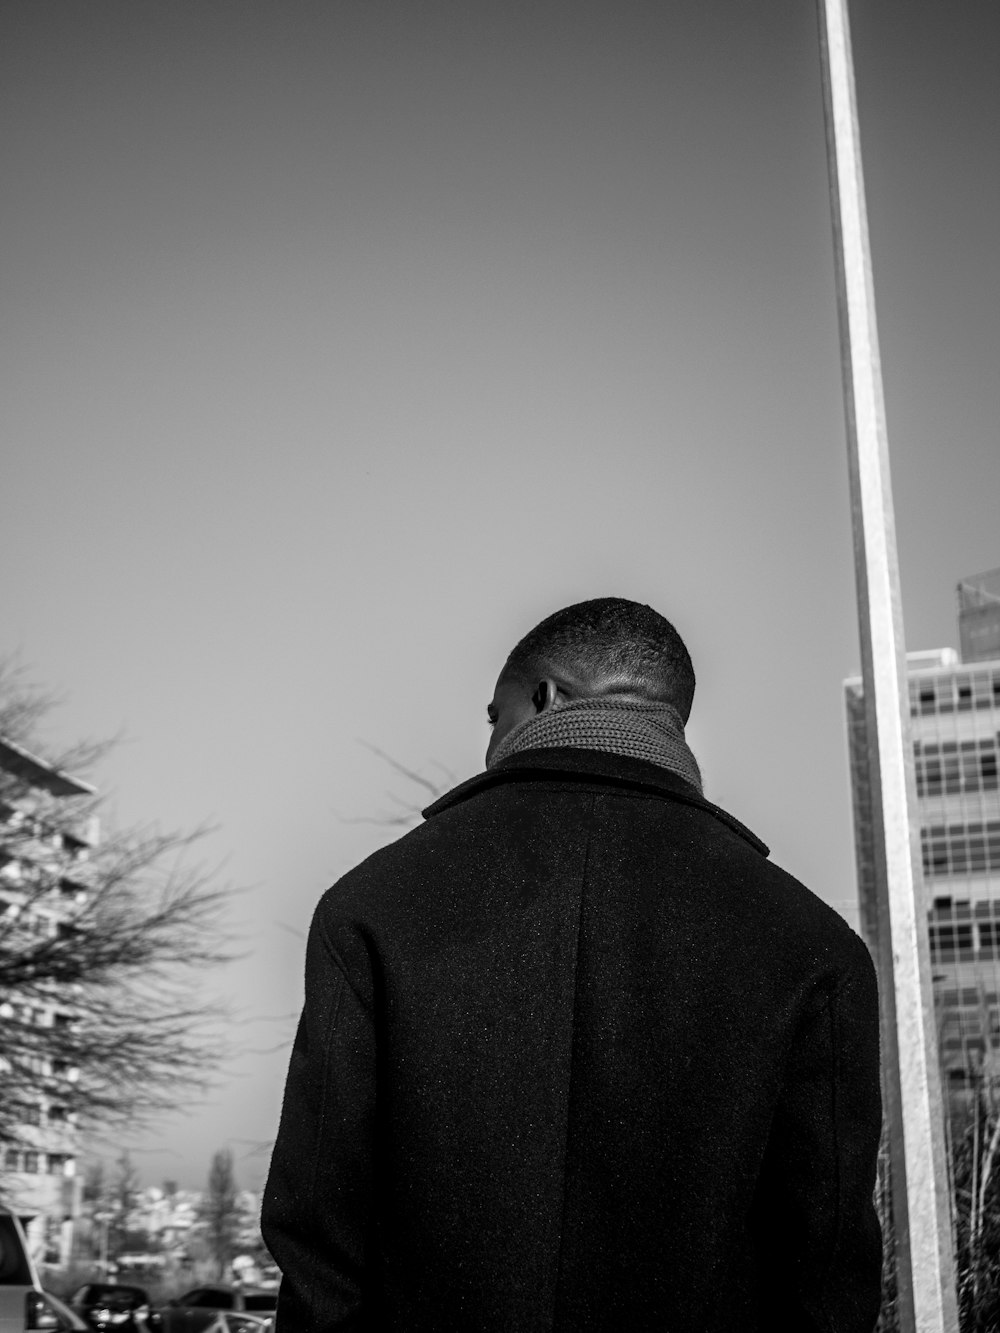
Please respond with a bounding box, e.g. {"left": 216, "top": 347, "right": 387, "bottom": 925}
{"left": 816, "top": 2, "right": 958, "bottom": 1329}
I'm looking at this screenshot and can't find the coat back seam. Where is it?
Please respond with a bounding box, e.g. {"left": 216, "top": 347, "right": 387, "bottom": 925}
{"left": 549, "top": 790, "right": 598, "bottom": 1331}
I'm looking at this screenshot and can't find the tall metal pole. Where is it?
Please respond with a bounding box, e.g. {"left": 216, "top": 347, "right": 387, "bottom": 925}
{"left": 816, "top": 3, "right": 958, "bottom": 1330}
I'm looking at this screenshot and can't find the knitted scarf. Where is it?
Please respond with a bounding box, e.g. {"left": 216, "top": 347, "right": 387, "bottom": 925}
{"left": 487, "top": 696, "right": 703, "bottom": 794}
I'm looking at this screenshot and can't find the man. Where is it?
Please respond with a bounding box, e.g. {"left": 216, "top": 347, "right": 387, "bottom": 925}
{"left": 262, "top": 598, "right": 883, "bottom": 1331}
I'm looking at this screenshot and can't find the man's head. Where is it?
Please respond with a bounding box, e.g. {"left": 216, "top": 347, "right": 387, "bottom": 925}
{"left": 485, "top": 597, "right": 695, "bottom": 765}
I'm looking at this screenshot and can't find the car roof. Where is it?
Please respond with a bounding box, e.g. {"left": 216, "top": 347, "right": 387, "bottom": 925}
{"left": 187, "top": 1286, "right": 273, "bottom": 1295}
{"left": 81, "top": 1283, "right": 149, "bottom": 1299}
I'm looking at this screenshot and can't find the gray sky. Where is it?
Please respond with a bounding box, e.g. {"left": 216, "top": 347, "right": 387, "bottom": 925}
{"left": 2, "top": 1, "right": 998, "bottom": 1190}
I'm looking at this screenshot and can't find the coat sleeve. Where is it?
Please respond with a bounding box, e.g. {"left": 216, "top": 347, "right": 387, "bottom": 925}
{"left": 754, "top": 941, "right": 884, "bottom": 1333}
{"left": 261, "top": 904, "right": 377, "bottom": 1332}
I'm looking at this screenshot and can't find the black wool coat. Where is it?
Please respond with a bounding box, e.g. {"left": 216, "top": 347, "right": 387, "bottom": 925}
{"left": 262, "top": 747, "right": 883, "bottom": 1333}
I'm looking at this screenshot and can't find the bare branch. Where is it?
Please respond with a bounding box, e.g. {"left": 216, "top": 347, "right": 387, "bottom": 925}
{"left": 355, "top": 741, "right": 445, "bottom": 800}
{"left": 0, "top": 658, "right": 235, "bottom": 1152}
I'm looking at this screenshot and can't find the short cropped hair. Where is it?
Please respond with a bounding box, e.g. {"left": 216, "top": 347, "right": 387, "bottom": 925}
{"left": 503, "top": 597, "right": 696, "bottom": 721}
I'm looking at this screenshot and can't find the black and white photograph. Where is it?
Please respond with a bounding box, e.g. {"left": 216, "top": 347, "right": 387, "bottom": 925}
{"left": 1, "top": 3, "right": 998, "bottom": 1330}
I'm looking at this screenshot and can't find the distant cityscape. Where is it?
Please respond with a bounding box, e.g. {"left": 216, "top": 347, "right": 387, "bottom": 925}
{"left": 81, "top": 1182, "right": 272, "bottom": 1284}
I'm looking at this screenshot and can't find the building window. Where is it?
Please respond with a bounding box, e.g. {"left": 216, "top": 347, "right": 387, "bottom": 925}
{"left": 930, "top": 922, "right": 974, "bottom": 962}
{"left": 915, "top": 737, "right": 1000, "bottom": 796}
{"left": 910, "top": 672, "right": 1000, "bottom": 716}
{"left": 922, "top": 823, "right": 1000, "bottom": 877}
{"left": 4, "top": 1149, "right": 19, "bottom": 1170}
{"left": 22, "top": 1151, "right": 40, "bottom": 1174}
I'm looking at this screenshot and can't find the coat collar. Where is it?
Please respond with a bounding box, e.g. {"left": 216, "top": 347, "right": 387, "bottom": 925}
{"left": 422, "top": 746, "right": 769, "bottom": 858}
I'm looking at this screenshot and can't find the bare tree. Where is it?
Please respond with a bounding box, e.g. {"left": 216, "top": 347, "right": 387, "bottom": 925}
{"left": 0, "top": 660, "right": 232, "bottom": 1157}
{"left": 201, "top": 1148, "right": 239, "bottom": 1280}
{"left": 106, "top": 1150, "right": 140, "bottom": 1260}
{"left": 82, "top": 1159, "right": 105, "bottom": 1207}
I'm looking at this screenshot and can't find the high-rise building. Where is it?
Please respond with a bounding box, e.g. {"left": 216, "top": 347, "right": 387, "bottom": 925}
{"left": 959, "top": 568, "right": 1000, "bottom": 666}
{"left": 0, "top": 735, "right": 98, "bottom": 1265}
{"left": 845, "top": 568, "right": 1000, "bottom": 1117}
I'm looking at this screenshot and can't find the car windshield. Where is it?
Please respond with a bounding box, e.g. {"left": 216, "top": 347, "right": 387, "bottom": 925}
{"left": 0, "top": 1216, "right": 33, "bottom": 1285}
{"left": 185, "top": 1290, "right": 234, "bottom": 1309}
{"left": 243, "top": 1295, "right": 278, "bottom": 1312}
{"left": 87, "top": 1286, "right": 147, "bottom": 1310}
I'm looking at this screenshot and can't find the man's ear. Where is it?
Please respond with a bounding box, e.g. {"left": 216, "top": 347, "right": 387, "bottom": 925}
{"left": 531, "top": 679, "right": 559, "bottom": 714}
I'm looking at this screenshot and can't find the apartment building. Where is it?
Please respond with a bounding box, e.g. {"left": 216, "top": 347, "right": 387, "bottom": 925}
{"left": 0, "top": 734, "right": 98, "bottom": 1266}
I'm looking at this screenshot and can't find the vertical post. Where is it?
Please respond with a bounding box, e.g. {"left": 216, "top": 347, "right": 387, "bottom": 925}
{"left": 816, "top": 2, "right": 958, "bottom": 1331}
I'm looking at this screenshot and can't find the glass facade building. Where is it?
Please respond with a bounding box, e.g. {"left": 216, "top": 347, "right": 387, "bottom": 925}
{"left": 846, "top": 573, "right": 1000, "bottom": 1118}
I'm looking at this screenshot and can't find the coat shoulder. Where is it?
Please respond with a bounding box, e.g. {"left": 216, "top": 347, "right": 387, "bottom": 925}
{"left": 745, "top": 842, "right": 874, "bottom": 981}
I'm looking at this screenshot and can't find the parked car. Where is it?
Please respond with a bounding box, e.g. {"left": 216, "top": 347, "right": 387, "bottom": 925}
{"left": 0, "top": 1210, "right": 83, "bottom": 1332}
{"left": 66, "top": 1285, "right": 154, "bottom": 1332}
{"left": 154, "top": 1288, "right": 274, "bottom": 1333}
